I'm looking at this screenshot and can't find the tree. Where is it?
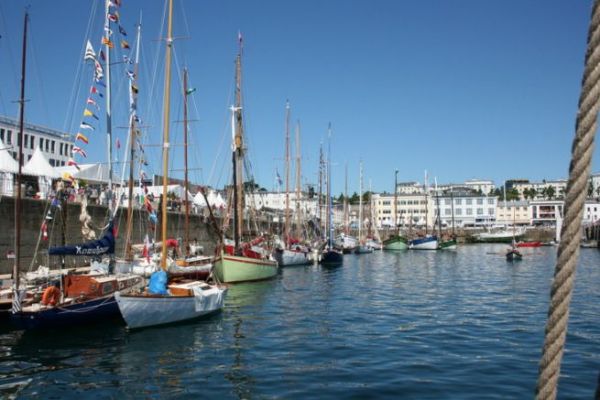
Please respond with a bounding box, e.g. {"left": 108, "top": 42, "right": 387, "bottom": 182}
{"left": 546, "top": 186, "right": 555, "bottom": 200}
{"left": 337, "top": 193, "right": 345, "bottom": 203}
{"left": 506, "top": 188, "right": 520, "bottom": 201}
{"left": 587, "top": 180, "right": 594, "bottom": 198}
{"left": 349, "top": 192, "right": 359, "bottom": 204}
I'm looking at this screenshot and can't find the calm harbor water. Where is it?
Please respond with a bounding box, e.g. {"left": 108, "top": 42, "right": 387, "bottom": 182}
{"left": 1, "top": 245, "right": 599, "bottom": 399}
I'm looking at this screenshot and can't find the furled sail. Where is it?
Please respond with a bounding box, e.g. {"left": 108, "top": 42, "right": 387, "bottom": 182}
{"left": 49, "top": 223, "right": 115, "bottom": 256}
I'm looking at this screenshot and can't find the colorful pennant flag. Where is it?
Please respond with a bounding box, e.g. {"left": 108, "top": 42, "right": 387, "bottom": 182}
{"left": 76, "top": 133, "right": 89, "bottom": 144}
{"left": 86, "top": 97, "right": 99, "bottom": 110}
{"left": 90, "top": 86, "right": 103, "bottom": 97}
{"left": 108, "top": 12, "right": 119, "bottom": 22}
{"left": 120, "top": 39, "right": 130, "bottom": 49}
{"left": 99, "top": 50, "right": 106, "bottom": 61}
{"left": 116, "top": 138, "right": 121, "bottom": 149}
{"left": 67, "top": 158, "right": 81, "bottom": 170}
{"left": 131, "top": 84, "right": 138, "bottom": 94}
{"left": 102, "top": 37, "right": 114, "bottom": 48}
{"left": 118, "top": 25, "right": 127, "bottom": 36}
{"left": 72, "top": 146, "right": 88, "bottom": 158}
{"left": 94, "top": 60, "right": 104, "bottom": 81}
{"left": 84, "top": 109, "right": 99, "bottom": 120}
{"left": 84, "top": 40, "right": 96, "bottom": 61}
{"left": 80, "top": 121, "right": 95, "bottom": 130}
{"left": 185, "top": 87, "right": 196, "bottom": 95}
{"left": 62, "top": 173, "right": 75, "bottom": 183}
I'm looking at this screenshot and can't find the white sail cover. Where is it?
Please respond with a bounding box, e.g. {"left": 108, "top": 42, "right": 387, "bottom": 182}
{"left": 0, "top": 139, "right": 17, "bottom": 195}
{"left": 23, "top": 147, "right": 60, "bottom": 178}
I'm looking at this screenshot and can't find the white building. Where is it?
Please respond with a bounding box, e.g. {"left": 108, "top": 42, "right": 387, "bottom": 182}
{"left": 512, "top": 180, "right": 568, "bottom": 200}
{"left": 431, "top": 191, "right": 497, "bottom": 228}
{"left": 245, "top": 191, "right": 318, "bottom": 218}
{"left": 530, "top": 200, "right": 563, "bottom": 226}
{"left": 0, "top": 115, "right": 73, "bottom": 167}
{"left": 372, "top": 192, "right": 433, "bottom": 229}
{"left": 463, "top": 179, "right": 495, "bottom": 195}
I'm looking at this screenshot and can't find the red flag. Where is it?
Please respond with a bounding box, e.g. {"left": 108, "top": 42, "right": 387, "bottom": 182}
{"left": 116, "top": 138, "right": 121, "bottom": 149}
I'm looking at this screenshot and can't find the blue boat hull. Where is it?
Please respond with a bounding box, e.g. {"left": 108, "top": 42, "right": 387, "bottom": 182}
{"left": 9, "top": 295, "right": 123, "bottom": 330}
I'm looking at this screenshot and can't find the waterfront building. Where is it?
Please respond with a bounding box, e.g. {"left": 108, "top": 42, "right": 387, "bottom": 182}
{"left": 0, "top": 115, "right": 73, "bottom": 167}
{"left": 431, "top": 190, "right": 497, "bottom": 228}
{"left": 496, "top": 201, "right": 531, "bottom": 226}
{"left": 530, "top": 200, "right": 563, "bottom": 226}
{"left": 510, "top": 179, "right": 568, "bottom": 200}
{"left": 463, "top": 179, "right": 495, "bottom": 195}
{"left": 245, "top": 191, "right": 318, "bottom": 218}
{"left": 372, "top": 192, "right": 433, "bottom": 229}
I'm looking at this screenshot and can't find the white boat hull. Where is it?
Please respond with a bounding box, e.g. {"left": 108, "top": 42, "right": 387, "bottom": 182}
{"left": 409, "top": 236, "right": 438, "bottom": 250}
{"left": 115, "top": 284, "right": 226, "bottom": 329}
{"left": 273, "top": 249, "right": 311, "bottom": 266}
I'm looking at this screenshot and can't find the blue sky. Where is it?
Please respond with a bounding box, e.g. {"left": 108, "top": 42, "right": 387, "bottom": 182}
{"left": 0, "top": 0, "right": 594, "bottom": 196}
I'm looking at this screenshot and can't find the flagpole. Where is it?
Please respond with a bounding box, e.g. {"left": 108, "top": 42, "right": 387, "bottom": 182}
{"left": 104, "top": 0, "right": 113, "bottom": 216}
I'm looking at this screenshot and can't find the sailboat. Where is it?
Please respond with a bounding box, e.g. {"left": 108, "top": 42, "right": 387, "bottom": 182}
{"left": 408, "top": 171, "right": 438, "bottom": 250}
{"left": 272, "top": 102, "right": 311, "bottom": 266}
{"left": 354, "top": 161, "right": 373, "bottom": 254}
{"left": 115, "top": 0, "right": 226, "bottom": 329}
{"left": 10, "top": 5, "right": 144, "bottom": 330}
{"left": 506, "top": 200, "right": 522, "bottom": 262}
{"left": 383, "top": 170, "right": 408, "bottom": 250}
{"left": 320, "top": 124, "right": 343, "bottom": 266}
{"left": 212, "top": 35, "right": 279, "bottom": 283}
{"left": 365, "top": 179, "right": 382, "bottom": 250}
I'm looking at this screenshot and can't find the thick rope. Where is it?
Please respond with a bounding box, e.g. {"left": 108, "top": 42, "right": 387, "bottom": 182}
{"left": 535, "top": 1, "right": 600, "bottom": 398}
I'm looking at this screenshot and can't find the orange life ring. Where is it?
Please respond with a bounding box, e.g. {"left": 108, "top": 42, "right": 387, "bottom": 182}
{"left": 41, "top": 286, "right": 61, "bottom": 306}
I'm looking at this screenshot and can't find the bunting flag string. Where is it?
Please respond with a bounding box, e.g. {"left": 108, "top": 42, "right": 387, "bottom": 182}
{"left": 84, "top": 40, "right": 96, "bottom": 62}
{"left": 67, "top": 158, "right": 81, "bottom": 170}
{"left": 84, "top": 109, "right": 99, "bottom": 120}
{"left": 121, "top": 39, "right": 130, "bottom": 49}
{"left": 86, "top": 97, "right": 100, "bottom": 110}
{"left": 119, "top": 25, "right": 127, "bottom": 36}
{"left": 72, "top": 146, "right": 88, "bottom": 158}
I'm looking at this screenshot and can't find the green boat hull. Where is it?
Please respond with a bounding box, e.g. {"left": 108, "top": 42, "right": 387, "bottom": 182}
{"left": 214, "top": 253, "right": 278, "bottom": 283}
{"left": 383, "top": 236, "right": 408, "bottom": 251}
{"left": 438, "top": 239, "right": 457, "bottom": 250}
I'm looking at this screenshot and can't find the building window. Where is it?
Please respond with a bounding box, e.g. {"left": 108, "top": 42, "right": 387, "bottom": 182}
{"left": 477, "top": 198, "right": 483, "bottom": 205}
{"left": 444, "top": 199, "right": 451, "bottom": 205}
{"left": 39, "top": 137, "right": 43, "bottom": 149}
{"left": 24, "top": 134, "right": 28, "bottom": 148}
{"left": 445, "top": 209, "right": 451, "bottom": 215}
{"left": 488, "top": 208, "right": 494, "bottom": 215}
{"left": 27, "top": 154, "right": 32, "bottom": 161}
{"left": 487, "top": 198, "right": 494, "bottom": 204}
{"left": 59, "top": 143, "right": 63, "bottom": 156}
{"left": 466, "top": 208, "right": 473, "bottom": 215}
{"left": 455, "top": 198, "right": 462, "bottom": 205}
{"left": 0, "top": 128, "right": 4, "bottom": 142}
{"left": 7, "top": 130, "right": 12, "bottom": 144}
{"left": 477, "top": 208, "right": 483, "bottom": 215}
{"left": 466, "top": 199, "right": 472, "bottom": 205}
{"left": 456, "top": 209, "right": 462, "bottom": 215}
{"left": 50, "top": 140, "right": 55, "bottom": 154}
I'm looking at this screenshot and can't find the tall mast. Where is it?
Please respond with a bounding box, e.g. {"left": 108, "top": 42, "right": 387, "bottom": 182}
{"left": 424, "top": 170, "right": 429, "bottom": 235}
{"left": 232, "top": 37, "right": 244, "bottom": 253}
{"left": 327, "top": 123, "right": 333, "bottom": 248}
{"left": 294, "top": 120, "right": 302, "bottom": 240}
{"left": 160, "top": 0, "right": 174, "bottom": 269}
{"left": 125, "top": 18, "right": 142, "bottom": 261}
{"left": 104, "top": 0, "right": 114, "bottom": 213}
{"left": 358, "top": 161, "right": 363, "bottom": 242}
{"left": 394, "top": 169, "right": 398, "bottom": 235}
{"left": 12, "top": 10, "right": 28, "bottom": 313}
{"left": 183, "top": 68, "right": 190, "bottom": 257}
{"left": 435, "top": 178, "right": 442, "bottom": 237}
{"left": 318, "top": 143, "right": 323, "bottom": 238}
{"left": 344, "top": 163, "right": 348, "bottom": 235}
{"left": 284, "top": 100, "right": 290, "bottom": 247}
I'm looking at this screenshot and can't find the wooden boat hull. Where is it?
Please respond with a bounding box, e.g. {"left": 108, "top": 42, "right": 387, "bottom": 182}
{"left": 516, "top": 241, "right": 541, "bottom": 248}
{"left": 115, "top": 285, "right": 226, "bottom": 329}
{"left": 213, "top": 253, "right": 278, "bottom": 283}
{"left": 409, "top": 236, "right": 438, "bottom": 250}
{"left": 273, "top": 249, "right": 311, "bottom": 266}
{"left": 383, "top": 236, "right": 408, "bottom": 251}
{"left": 320, "top": 250, "right": 343, "bottom": 266}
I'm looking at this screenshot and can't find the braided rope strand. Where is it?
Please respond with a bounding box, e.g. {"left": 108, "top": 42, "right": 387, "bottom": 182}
{"left": 535, "top": 1, "right": 600, "bottom": 399}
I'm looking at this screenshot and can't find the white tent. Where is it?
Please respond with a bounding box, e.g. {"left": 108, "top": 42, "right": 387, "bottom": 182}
{"left": 193, "top": 189, "right": 226, "bottom": 209}
{"left": 23, "top": 147, "right": 60, "bottom": 178}
{"left": 55, "top": 163, "right": 118, "bottom": 184}
{"left": 0, "top": 139, "right": 18, "bottom": 195}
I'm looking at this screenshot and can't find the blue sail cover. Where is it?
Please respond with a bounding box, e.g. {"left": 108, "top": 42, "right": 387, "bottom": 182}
{"left": 48, "top": 224, "right": 115, "bottom": 256}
